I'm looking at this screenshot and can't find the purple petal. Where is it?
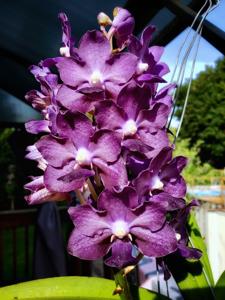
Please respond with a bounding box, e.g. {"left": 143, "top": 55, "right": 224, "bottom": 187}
{"left": 68, "top": 230, "right": 111, "bottom": 260}
{"left": 98, "top": 187, "right": 139, "bottom": 212}
{"left": 131, "top": 224, "right": 177, "bottom": 257}
{"left": 105, "top": 239, "right": 137, "bottom": 268}
{"left": 56, "top": 85, "right": 95, "bottom": 113}
{"left": 164, "top": 176, "right": 187, "bottom": 198}
{"left": 68, "top": 204, "right": 111, "bottom": 235}
{"left": 36, "top": 136, "right": 74, "bottom": 168}
{"left": 44, "top": 162, "right": 94, "bottom": 192}
{"left": 137, "top": 104, "right": 170, "bottom": 130}
{"left": 95, "top": 100, "right": 127, "bottom": 130}
{"left": 25, "top": 120, "right": 50, "bottom": 134}
{"left": 24, "top": 176, "right": 70, "bottom": 205}
{"left": 161, "top": 156, "right": 188, "bottom": 179}
{"left": 122, "top": 139, "right": 152, "bottom": 153}
{"left": 128, "top": 35, "right": 142, "bottom": 55}
{"left": 111, "top": 7, "right": 135, "bottom": 48}
{"left": 137, "top": 73, "right": 166, "bottom": 84}
{"left": 56, "top": 57, "right": 88, "bottom": 87}
{"left": 91, "top": 130, "right": 121, "bottom": 163}
{"left": 138, "top": 129, "right": 169, "bottom": 159}
{"left": 58, "top": 12, "right": 75, "bottom": 56}
{"left": 56, "top": 111, "right": 94, "bottom": 148}
{"left": 117, "top": 82, "right": 151, "bottom": 119}
{"left": 148, "top": 46, "right": 164, "bottom": 64}
{"left": 153, "top": 62, "right": 170, "bottom": 77}
{"left": 178, "top": 245, "right": 202, "bottom": 259}
{"left": 150, "top": 192, "right": 185, "bottom": 211}
{"left": 104, "top": 53, "right": 138, "bottom": 85}
{"left": 97, "top": 189, "right": 135, "bottom": 223}
{"left": 25, "top": 90, "right": 49, "bottom": 111}
{"left": 140, "top": 25, "right": 156, "bottom": 55}
{"left": 24, "top": 176, "right": 44, "bottom": 193}
{"left": 95, "top": 157, "right": 128, "bottom": 191}
{"left": 149, "top": 147, "right": 173, "bottom": 174}
{"left": 151, "top": 83, "right": 176, "bottom": 108}
{"left": 130, "top": 201, "right": 167, "bottom": 232}
{"left": 67, "top": 204, "right": 111, "bottom": 260}
{"left": 126, "top": 152, "right": 150, "bottom": 179}
{"left": 132, "top": 169, "right": 154, "bottom": 198}
{"left": 78, "top": 30, "right": 111, "bottom": 67}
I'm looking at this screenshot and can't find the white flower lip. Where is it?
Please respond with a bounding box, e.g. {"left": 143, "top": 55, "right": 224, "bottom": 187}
{"left": 136, "top": 61, "right": 149, "bottom": 75}
{"left": 122, "top": 119, "right": 137, "bottom": 136}
{"left": 112, "top": 220, "right": 129, "bottom": 239}
{"left": 152, "top": 176, "right": 164, "bottom": 190}
{"left": 76, "top": 147, "right": 91, "bottom": 165}
{"left": 90, "top": 70, "right": 103, "bottom": 86}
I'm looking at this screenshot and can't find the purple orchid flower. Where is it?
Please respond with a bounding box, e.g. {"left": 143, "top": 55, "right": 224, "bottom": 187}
{"left": 150, "top": 83, "right": 176, "bottom": 113}
{"left": 172, "top": 200, "right": 202, "bottom": 259}
{"left": 56, "top": 30, "right": 138, "bottom": 99}
{"left": 36, "top": 112, "right": 126, "bottom": 192}
{"left": 133, "top": 147, "right": 187, "bottom": 198}
{"left": 95, "top": 82, "right": 170, "bottom": 158}
{"left": 25, "top": 63, "right": 60, "bottom": 135}
{"left": 108, "top": 7, "right": 135, "bottom": 49}
{"left": 55, "top": 84, "right": 104, "bottom": 114}
{"left": 68, "top": 187, "right": 177, "bottom": 268}
{"left": 24, "top": 175, "right": 71, "bottom": 205}
{"left": 58, "top": 12, "right": 75, "bottom": 57}
{"left": 129, "top": 25, "right": 169, "bottom": 85}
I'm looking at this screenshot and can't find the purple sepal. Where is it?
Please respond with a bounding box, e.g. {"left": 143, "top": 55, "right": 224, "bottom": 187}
{"left": 105, "top": 239, "right": 138, "bottom": 269}
{"left": 25, "top": 120, "right": 50, "bottom": 134}
{"left": 110, "top": 7, "right": 135, "bottom": 48}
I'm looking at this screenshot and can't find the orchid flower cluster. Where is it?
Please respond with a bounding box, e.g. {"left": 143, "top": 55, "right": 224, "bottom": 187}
{"left": 24, "top": 8, "right": 201, "bottom": 272}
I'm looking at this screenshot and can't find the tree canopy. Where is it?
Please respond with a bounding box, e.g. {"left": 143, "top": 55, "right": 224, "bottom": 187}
{"left": 175, "top": 57, "right": 225, "bottom": 169}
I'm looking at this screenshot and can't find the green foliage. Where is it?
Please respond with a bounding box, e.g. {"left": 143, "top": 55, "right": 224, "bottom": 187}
{"left": 188, "top": 213, "right": 214, "bottom": 287}
{"left": 174, "top": 138, "right": 221, "bottom": 185}
{"left": 215, "top": 270, "right": 225, "bottom": 300}
{"left": 0, "top": 276, "right": 168, "bottom": 300}
{"left": 165, "top": 213, "right": 215, "bottom": 300}
{"left": 175, "top": 57, "right": 225, "bottom": 168}
{"left": 0, "top": 128, "right": 16, "bottom": 209}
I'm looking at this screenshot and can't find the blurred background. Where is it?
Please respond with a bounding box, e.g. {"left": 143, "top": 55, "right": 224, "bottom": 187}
{"left": 0, "top": 0, "right": 224, "bottom": 294}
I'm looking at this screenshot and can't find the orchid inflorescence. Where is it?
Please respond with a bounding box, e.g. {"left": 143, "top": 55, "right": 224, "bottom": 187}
{"left": 24, "top": 7, "right": 201, "bottom": 273}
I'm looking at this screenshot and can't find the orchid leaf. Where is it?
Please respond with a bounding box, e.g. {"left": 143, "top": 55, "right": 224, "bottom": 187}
{"left": 188, "top": 212, "right": 214, "bottom": 286}
{"left": 215, "top": 270, "right": 225, "bottom": 300}
{"left": 165, "top": 212, "right": 215, "bottom": 299}
{"left": 0, "top": 276, "right": 168, "bottom": 300}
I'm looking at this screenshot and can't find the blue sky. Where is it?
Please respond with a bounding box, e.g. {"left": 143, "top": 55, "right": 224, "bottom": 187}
{"left": 162, "top": 0, "right": 225, "bottom": 82}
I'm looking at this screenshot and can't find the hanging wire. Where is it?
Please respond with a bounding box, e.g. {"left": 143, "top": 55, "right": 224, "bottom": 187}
{"left": 170, "top": 0, "right": 209, "bottom": 84}
{"left": 167, "top": 0, "right": 220, "bottom": 131}
{"left": 174, "top": 27, "right": 202, "bottom": 143}
{"left": 172, "top": 0, "right": 220, "bottom": 142}
{"left": 167, "top": 0, "right": 213, "bottom": 129}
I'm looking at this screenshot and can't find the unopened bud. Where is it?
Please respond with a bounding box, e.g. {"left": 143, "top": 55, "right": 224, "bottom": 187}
{"left": 97, "top": 12, "right": 112, "bottom": 26}
{"left": 59, "top": 46, "right": 70, "bottom": 57}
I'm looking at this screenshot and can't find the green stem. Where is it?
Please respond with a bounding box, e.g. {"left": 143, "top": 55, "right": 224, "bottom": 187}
{"left": 114, "top": 270, "right": 133, "bottom": 300}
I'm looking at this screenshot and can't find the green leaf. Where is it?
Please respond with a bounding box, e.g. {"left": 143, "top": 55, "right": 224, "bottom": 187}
{"left": 188, "top": 212, "right": 214, "bottom": 287}
{"left": 165, "top": 212, "right": 215, "bottom": 299}
{"left": 0, "top": 276, "right": 168, "bottom": 300}
{"left": 215, "top": 270, "right": 225, "bottom": 300}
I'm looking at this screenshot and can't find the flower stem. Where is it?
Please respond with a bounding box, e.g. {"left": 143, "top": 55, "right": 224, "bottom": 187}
{"left": 87, "top": 178, "right": 98, "bottom": 201}
{"left": 114, "top": 270, "right": 133, "bottom": 300}
{"left": 75, "top": 190, "right": 86, "bottom": 205}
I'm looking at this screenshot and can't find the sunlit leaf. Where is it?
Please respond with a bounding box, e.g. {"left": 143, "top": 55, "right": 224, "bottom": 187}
{"left": 165, "top": 212, "right": 215, "bottom": 299}
{"left": 0, "top": 276, "right": 168, "bottom": 300}
{"left": 215, "top": 270, "right": 225, "bottom": 300}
